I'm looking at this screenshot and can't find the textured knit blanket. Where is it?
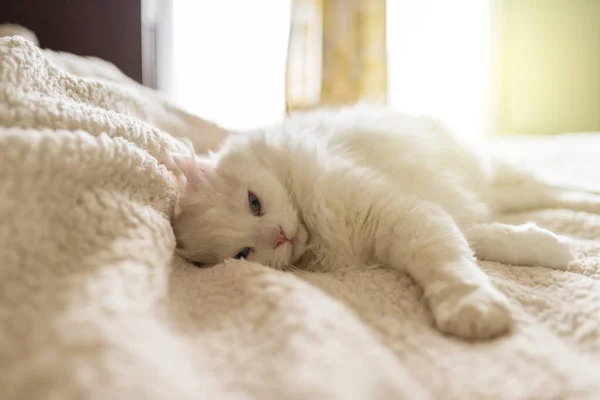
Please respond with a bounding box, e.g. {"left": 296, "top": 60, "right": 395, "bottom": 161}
{"left": 1, "top": 34, "right": 600, "bottom": 400}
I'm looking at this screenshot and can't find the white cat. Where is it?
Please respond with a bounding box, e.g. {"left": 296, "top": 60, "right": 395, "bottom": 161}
{"left": 168, "top": 105, "right": 599, "bottom": 340}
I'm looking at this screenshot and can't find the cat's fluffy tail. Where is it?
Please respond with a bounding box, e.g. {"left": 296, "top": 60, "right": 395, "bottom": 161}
{"left": 488, "top": 158, "right": 600, "bottom": 215}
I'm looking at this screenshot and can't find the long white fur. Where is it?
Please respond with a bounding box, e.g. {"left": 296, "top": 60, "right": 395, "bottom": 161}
{"left": 169, "top": 105, "right": 600, "bottom": 340}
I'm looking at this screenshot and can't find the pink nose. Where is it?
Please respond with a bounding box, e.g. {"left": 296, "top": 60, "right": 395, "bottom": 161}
{"left": 272, "top": 226, "right": 289, "bottom": 249}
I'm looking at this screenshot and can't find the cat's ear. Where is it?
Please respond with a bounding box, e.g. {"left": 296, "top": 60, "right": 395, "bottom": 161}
{"left": 169, "top": 138, "right": 214, "bottom": 191}
{"left": 172, "top": 153, "right": 211, "bottom": 190}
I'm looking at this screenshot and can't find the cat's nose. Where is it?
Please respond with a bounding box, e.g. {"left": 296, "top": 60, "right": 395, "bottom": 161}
{"left": 272, "top": 226, "right": 289, "bottom": 249}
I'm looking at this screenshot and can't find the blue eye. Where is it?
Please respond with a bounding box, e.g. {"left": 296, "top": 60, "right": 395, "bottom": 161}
{"left": 248, "top": 192, "right": 261, "bottom": 216}
{"left": 234, "top": 247, "right": 252, "bottom": 260}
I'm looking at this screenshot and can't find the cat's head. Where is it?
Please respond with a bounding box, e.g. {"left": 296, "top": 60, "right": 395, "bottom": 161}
{"left": 171, "top": 138, "right": 308, "bottom": 269}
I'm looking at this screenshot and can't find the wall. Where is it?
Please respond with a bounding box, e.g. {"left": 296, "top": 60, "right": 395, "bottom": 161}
{"left": 494, "top": 0, "right": 600, "bottom": 135}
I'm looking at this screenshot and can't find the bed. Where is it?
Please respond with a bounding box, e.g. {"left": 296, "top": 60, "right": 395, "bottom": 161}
{"left": 1, "top": 32, "right": 599, "bottom": 400}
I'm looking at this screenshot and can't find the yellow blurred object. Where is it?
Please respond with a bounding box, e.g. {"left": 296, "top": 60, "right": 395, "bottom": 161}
{"left": 285, "top": 0, "right": 387, "bottom": 112}
{"left": 494, "top": 0, "right": 600, "bottom": 135}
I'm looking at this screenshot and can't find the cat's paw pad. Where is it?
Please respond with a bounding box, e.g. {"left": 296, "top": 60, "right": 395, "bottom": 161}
{"left": 431, "top": 285, "right": 513, "bottom": 340}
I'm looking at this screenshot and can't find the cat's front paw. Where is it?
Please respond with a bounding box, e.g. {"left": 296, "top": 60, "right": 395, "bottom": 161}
{"left": 430, "top": 284, "right": 513, "bottom": 340}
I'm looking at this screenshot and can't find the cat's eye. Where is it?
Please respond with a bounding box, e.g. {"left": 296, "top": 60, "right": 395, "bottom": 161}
{"left": 234, "top": 247, "right": 253, "bottom": 260}
{"left": 248, "top": 192, "right": 261, "bottom": 216}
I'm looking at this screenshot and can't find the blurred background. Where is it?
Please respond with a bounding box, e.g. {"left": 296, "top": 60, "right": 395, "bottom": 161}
{"left": 3, "top": 0, "right": 599, "bottom": 141}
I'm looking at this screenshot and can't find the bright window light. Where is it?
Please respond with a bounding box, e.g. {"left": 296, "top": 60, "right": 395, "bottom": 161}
{"left": 387, "top": 0, "right": 492, "bottom": 141}
{"left": 170, "top": 0, "right": 491, "bottom": 140}
{"left": 171, "top": 0, "right": 292, "bottom": 130}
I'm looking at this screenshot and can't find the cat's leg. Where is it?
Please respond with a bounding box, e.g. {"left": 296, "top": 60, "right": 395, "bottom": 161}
{"left": 491, "top": 175, "right": 600, "bottom": 215}
{"left": 488, "top": 156, "right": 600, "bottom": 213}
{"left": 371, "top": 199, "right": 513, "bottom": 340}
{"left": 466, "top": 222, "right": 573, "bottom": 269}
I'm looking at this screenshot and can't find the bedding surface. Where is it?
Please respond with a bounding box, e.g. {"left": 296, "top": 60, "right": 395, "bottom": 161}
{"left": 1, "top": 33, "right": 600, "bottom": 400}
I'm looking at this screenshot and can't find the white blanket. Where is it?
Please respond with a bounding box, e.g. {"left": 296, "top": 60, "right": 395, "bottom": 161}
{"left": 1, "top": 35, "right": 600, "bottom": 400}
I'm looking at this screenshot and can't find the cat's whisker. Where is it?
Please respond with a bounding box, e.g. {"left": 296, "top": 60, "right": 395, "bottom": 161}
{"left": 283, "top": 262, "right": 304, "bottom": 274}
{"left": 274, "top": 262, "right": 287, "bottom": 273}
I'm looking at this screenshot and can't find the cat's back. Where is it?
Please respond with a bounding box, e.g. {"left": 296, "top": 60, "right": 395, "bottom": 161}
{"left": 284, "top": 105, "right": 470, "bottom": 161}
{"left": 283, "top": 104, "right": 485, "bottom": 181}
{"left": 279, "top": 105, "right": 491, "bottom": 219}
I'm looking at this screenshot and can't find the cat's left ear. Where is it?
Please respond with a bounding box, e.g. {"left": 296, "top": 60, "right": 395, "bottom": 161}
{"left": 171, "top": 153, "right": 212, "bottom": 190}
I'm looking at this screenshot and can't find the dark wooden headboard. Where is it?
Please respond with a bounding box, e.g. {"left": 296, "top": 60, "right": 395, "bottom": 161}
{"left": 0, "top": 0, "right": 156, "bottom": 87}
